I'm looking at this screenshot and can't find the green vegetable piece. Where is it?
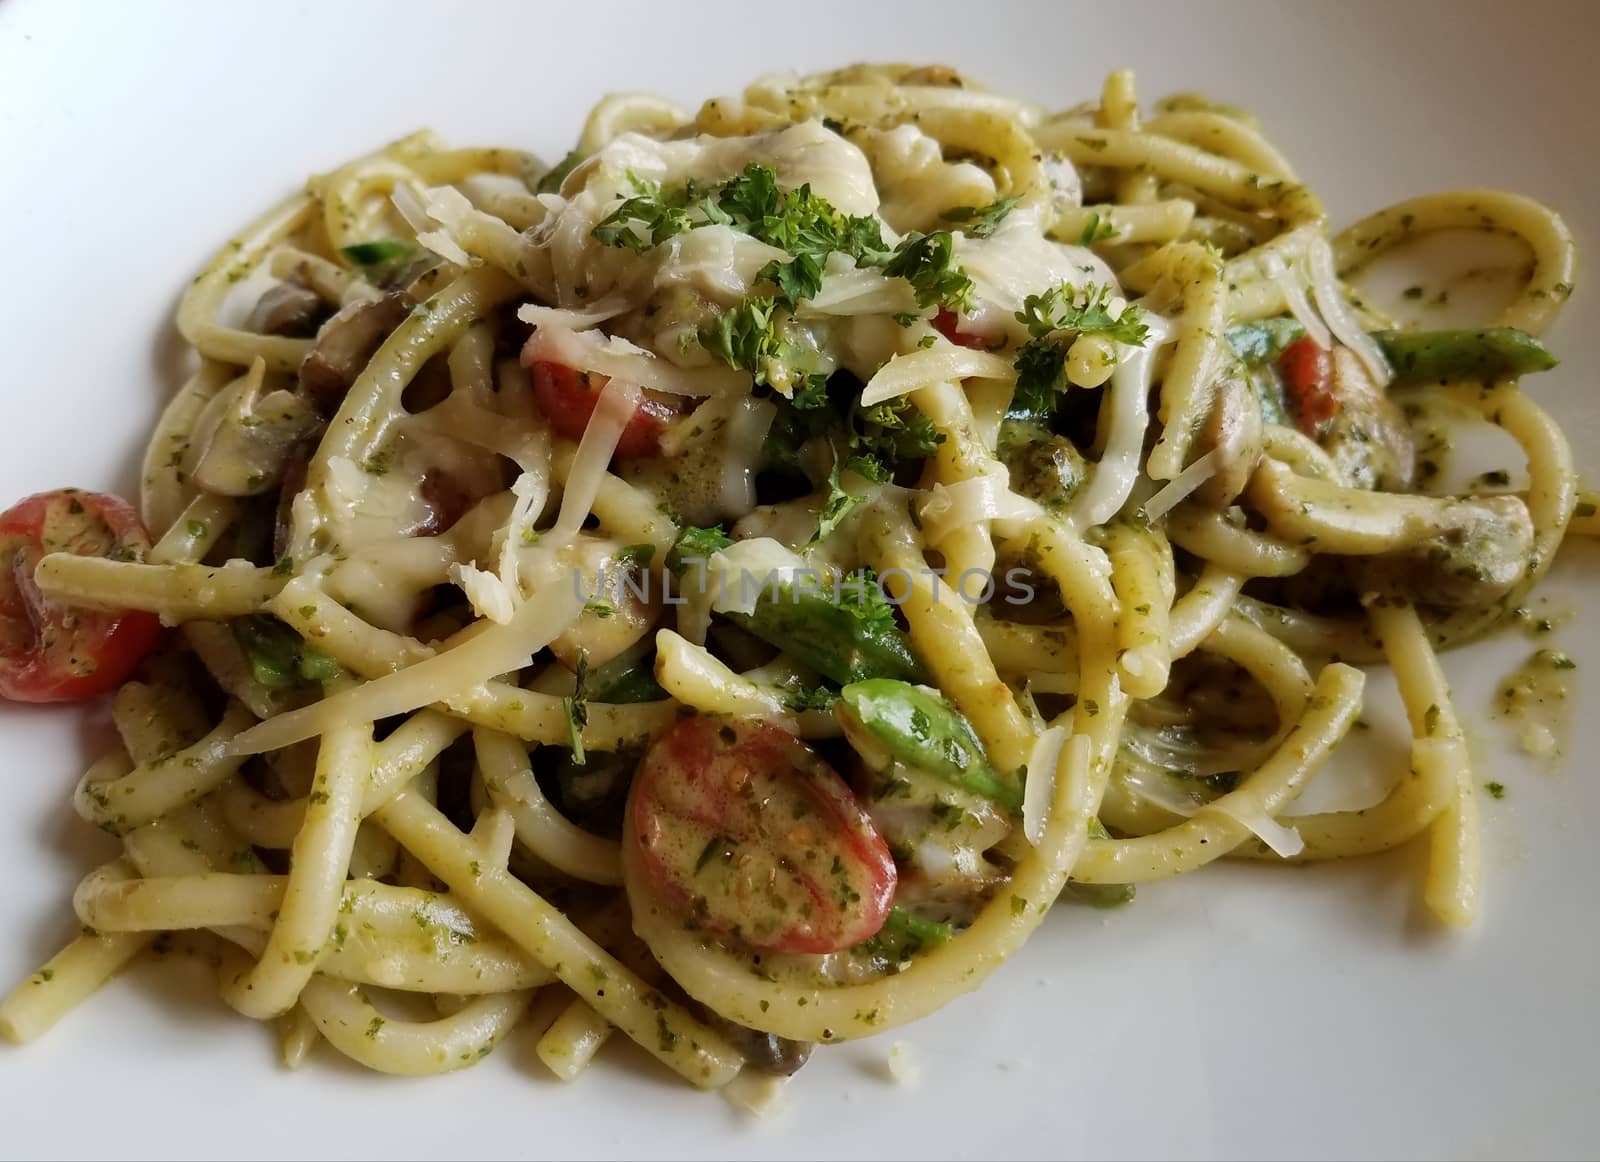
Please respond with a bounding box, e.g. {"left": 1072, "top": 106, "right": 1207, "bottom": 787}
{"left": 665, "top": 525, "right": 733, "bottom": 575}
{"left": 1223, "top": 317, "right": 1306, "bottom": 365}
{"left": 586, "top": 651, "right": 668, "bottom": 704}
{"left": 339, "top": 239, "right": 418, "bottom": 268}
{"left": 233, "top": 615, "right": 337, "bottom": 689}
{"left": 838, "top": 679, "right": 1022, "bottom": 809}
{"left": 296, "top": 649, "right": 340, "bottom": 684}
{"left": 997, "top": 420, "right": 1086, "bottom": 513}
{"left": 852, "top": 906, "right": 952, "bottom": 963}
{"left": 1372, "top": 327, "right": 1558, "bottom": 387}
{"left": 730, "top": 581, "right": 925, "bottom": 687}
{"left": 941, "top": 195, "right": 1020, "bottom": 239}
{"left": 880, "top": 907, "right": 951, "bottom": 946}
{"left": 1063, "top": 818, "right": 1135, "bottom": 907}
{"left": 1062, "top": 881, "right": 1136, "bottom": 909}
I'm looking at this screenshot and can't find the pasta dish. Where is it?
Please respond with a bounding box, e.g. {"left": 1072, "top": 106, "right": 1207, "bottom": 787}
{"left": 0, "top": 64, "right": 1586, "bottom": 1093}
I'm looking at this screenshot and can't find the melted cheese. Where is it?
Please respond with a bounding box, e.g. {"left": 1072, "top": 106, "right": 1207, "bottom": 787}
{"left": 585, "top": 121, "right": 880, "bottom": 217}
{"left": 956, "top": 207, "right": 1118, "bottom": 340}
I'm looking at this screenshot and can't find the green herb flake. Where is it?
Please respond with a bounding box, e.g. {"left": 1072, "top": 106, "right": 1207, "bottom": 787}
{"left": 941, "top": 195, "right": 1020, "bottom": 239}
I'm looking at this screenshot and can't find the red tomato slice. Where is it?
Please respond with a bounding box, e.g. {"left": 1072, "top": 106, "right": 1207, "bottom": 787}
{"left": 0, "top": 490, "right": 162, "bottom": 703}
{"left": 522, "top": 358, "right": 678, "bottom": 458}
{"left": 932, "top": 308, "right": 991, "bottom": 351}
{"left": 626, "top": 716, "right": 896, "bottom": 954}
{"left": 1279, "top": 336, "right": 1339, "bottom": 438}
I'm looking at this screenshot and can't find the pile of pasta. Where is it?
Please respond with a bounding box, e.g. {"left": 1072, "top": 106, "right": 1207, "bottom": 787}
{"left": 1, "top": 64, "right": 1586, "bottom": 1092}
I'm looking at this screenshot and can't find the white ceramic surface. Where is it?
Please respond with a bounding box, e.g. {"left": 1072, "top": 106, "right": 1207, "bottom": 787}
{"left": 1, "top": 1, "right": 1596, "bottom": 1157}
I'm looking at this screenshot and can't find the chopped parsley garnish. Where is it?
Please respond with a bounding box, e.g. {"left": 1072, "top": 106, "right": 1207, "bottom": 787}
{"left": 1076, "top": 214, "right": 1116, "bottom": 246}
{"left": 535, "top": 148, "right": 587, "bottom": 194}
{"left": 835, "top": 567, "right": 898, "bottom": 636}
{"left": 563, "top": 650, "right": 590, "bottom": 766}
{"left": 812, "top": 442, "right": 865, "bottom": 544}
{"left": 1010, "top": 281, "right": 1149, "bottom": 403}
{"left": 846, "top": 397, "right": 945, "bottom": 481}
{"left": 591, "top": 173, "right": 712, "bottom": 253}
{"left": 697, "top": 296, "right": 828, "bottom": 393}
{"left": 941, "top": 195, "right": 1020, "bottom": 239}
{"left": 614, "top": 542, "right": 656, "bottom": 571}
{"left": 880, "top": 230, "right": 973, "bottom": 312}
{"left": 1016, "top": 281, "right": 1149, "bottom": 347}
{"left": 593, "top": 163, "right": 975, "bottom": 390}
{"left": 666, "top": 525, "right": 734, "bottom": 575}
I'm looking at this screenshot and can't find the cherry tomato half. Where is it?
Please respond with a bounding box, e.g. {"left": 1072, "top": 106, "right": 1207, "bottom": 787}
{"left": 523, "top": 359, "right": 678, "bottom": 458}
{"left": 0, "top": 489, "right": 162, "bottom": 703}
{"left": 932, "top": 308, "right": 991, "bottom": 351}
{"left": 626, "top": 716, "right": 896, "bottom": 954}
{"left": 1279, "top": 336, "right": 1339, "bottom": 438}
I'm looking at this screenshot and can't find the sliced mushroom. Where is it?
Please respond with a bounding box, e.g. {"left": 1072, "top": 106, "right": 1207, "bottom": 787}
{"left": 272, "top": 440, "right": 312, "bottom": 560}
{"left": 405, "top": 469, "right": 472, "bottom": 538}
{"left": 297, "top": 293, "right": 410, "bottom": 417}
{"left": 1323, "top": 347, "right": 1416, "bottom": 491}
{"left": 549, "top": 535, "right": 663, "bottom": 670}
{"left": 1364, "top": 494, "right": 1534, "bottom": 607}
{"left": 720, "top": 1023, "right": 814, "bottom": 1076}
{"left": 185, "top": 359, "right": 320, "bottom": 496}
{"left": 1193, "top": 373, "right": 1264, "bottom": 507}
{"left": 246, "top": 279, "right": 328, "bottom": 338}
{"left": 1246, "top": 458, "right": 1534, "bottom": 606}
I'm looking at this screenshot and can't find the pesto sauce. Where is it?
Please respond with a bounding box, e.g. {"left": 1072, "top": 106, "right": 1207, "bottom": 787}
{"left": 1493, "top": 647, "right": 1577, "bottom": 760}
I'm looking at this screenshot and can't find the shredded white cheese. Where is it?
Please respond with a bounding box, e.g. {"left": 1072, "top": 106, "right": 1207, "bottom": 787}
{"left": 551, "top": 377, "right": 638, "bottom": 538}
{"left": 1022, "top": 725, "right": 1068, "bottom": 845}
{"left": 1205, "top": 801, "right": 1305, "bottom": 858}
{"left": 1308, "top": 236, "right": 1391, "bottom": 386}
{"left": 706, "top": 537, "right": 810, "bottom": 616}
{"left": 1262, "top": 250, "right": 1332, "bottom": 351}
{"left": 859, "top": 345, "right": 1015, "bottom": 406}
{"left": 723, "top": 1070, "right": 791, "bottom": 1118}
{"left": 516, "top": 299, "right": 631, "bottom": 331}
{"left": 523, "top": 322, "right": 747, "bottom": 397}
{"left": 887, "top": 1040, "right": 921, "bottom": 1085}
{"left": 917, "top": 470, "right": 1042, "bottom": 545}
{"left": 1141, "top": 447, "right": 1222, "bottom": 523}
{"left": 449, "top": 561, "right": 516, "bottom": 625}
{"left": 1070, "top": 313, "right": 1170, "bottom": 523}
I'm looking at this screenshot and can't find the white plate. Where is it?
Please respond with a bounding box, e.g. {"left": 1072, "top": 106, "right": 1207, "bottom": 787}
{"left": 1, "top": 1, "right": 1596, "bottom": 1157}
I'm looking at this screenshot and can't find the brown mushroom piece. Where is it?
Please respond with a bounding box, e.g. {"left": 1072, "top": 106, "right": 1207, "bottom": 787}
{"left": 184, "top": 360, "right": 320, "bottom": 496}
{"left": 1192, "top": 372, "right": 1264, "bottom": 507}
{"left": 246, "top": 279, "right": 328, "bottom": 338}
{"left": 548, "top": 535, "right": 663, "bottom": 670}
{"left": 404, "top": 470, "right": 472, "bottom": 538}
{"left": 297, "top": 293, "right": 411, "bottom": 417}
{"left": 1365, "top": 494, "right": 1535, "bottom": 607}
{"left": 720, "top": 1025, "right": 814, "bottom": 1076}
{"left": 1246, "top": 458, "right": 1535, "bottom": 607}
{"left": 1322, "top": 348, "right": 1416, "bottom": 491}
